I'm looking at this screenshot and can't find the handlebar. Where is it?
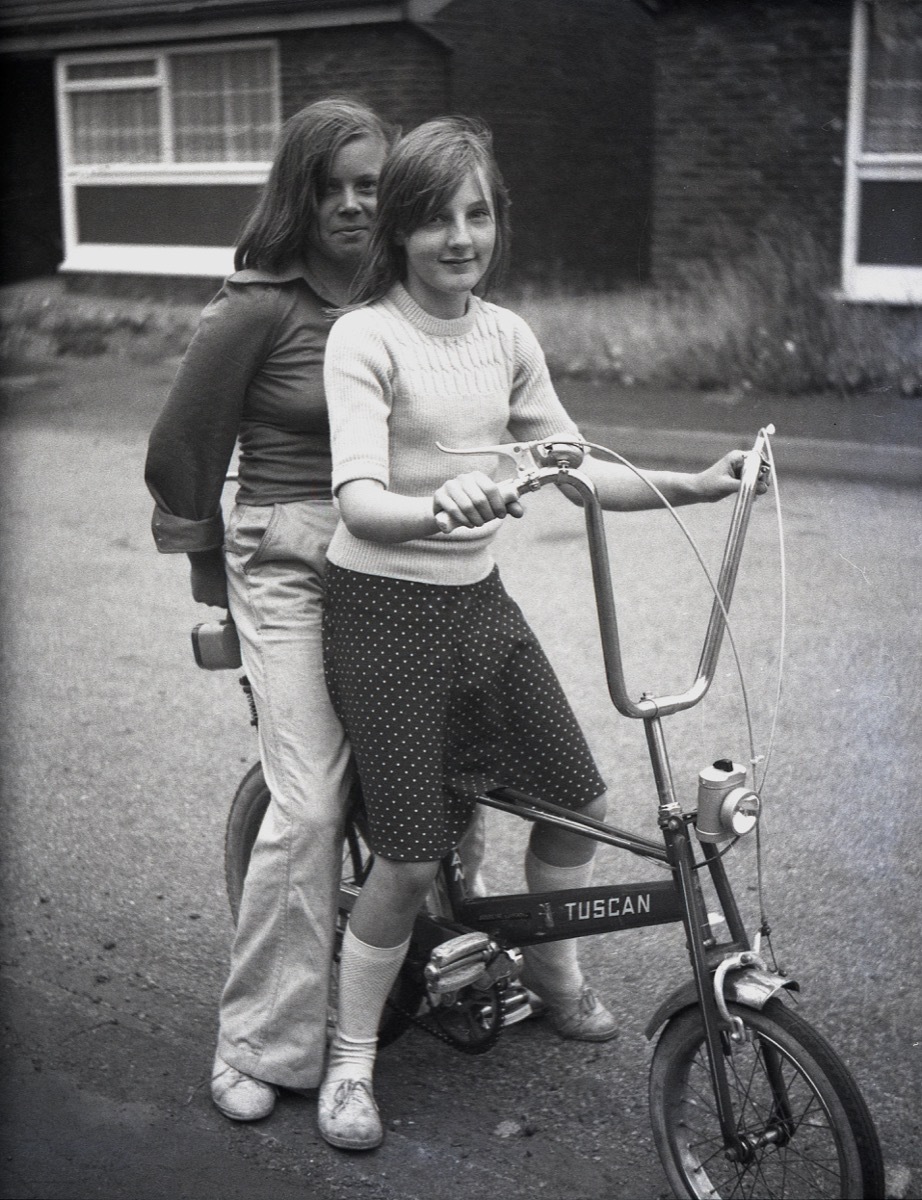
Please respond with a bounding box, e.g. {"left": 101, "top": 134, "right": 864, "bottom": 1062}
{"left": 440, "top": 431, "right": 773, "bottom": 722}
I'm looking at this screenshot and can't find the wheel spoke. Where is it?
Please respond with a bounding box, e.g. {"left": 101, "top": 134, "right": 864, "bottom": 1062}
{"left": 650, "top": 1000, "right": 881, "bottom": 1199}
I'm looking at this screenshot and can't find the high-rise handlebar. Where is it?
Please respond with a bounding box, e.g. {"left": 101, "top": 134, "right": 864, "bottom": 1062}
{"left": 501, "top": 429, "right": 774, "bottom": 721}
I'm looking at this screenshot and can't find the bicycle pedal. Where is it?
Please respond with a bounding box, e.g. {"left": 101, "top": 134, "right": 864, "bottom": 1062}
{"left": 501, "top": 985, "right": 546, "bottom": 1026}
{"left": 426, "top": 956, "right": 491, "bottom": 995}
{"left": 426, "top": 932, "right": 505, "bottom": 998}
{"left": 429, "top": 931, "right": 492, "bottom": 969}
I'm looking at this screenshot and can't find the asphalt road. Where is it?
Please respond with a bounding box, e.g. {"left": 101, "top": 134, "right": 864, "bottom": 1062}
{"left": 0, "top": 355, "right": 920, "bottom": 1199}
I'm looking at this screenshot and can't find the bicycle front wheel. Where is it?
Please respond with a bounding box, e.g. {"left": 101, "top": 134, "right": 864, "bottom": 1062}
{"left": 649, "top": 998, "right": 884, "bottom": 1199}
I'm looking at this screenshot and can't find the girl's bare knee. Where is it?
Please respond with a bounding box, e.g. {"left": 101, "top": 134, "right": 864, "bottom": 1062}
{"left": 581, "top": 793, "right": 608, "bottom": 822}
{"left": 529, "top": 792, "right": 607, "bottom": 866}
{"left": 375, "top": 856, "right": 440, "bottom": 901}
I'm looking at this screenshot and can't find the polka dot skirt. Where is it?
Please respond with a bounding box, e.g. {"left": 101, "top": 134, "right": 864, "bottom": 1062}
{"left": 323, "top": 563, "right": 606, "bottom": 862}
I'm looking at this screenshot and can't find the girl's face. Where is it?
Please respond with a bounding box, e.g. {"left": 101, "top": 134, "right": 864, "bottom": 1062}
{"left": 308, "top": 134, "right": 388, "bottom": 272}
{"left": 400, "top": 170, "right": 496, "bottom": 319}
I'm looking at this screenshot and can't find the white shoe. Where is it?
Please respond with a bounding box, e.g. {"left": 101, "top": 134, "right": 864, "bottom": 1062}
{"left": 545, "top": 985, "right": 619, "bottom": 1042}
{"left": 318, "top": 1077, "right": 383, "bottom": 1150}
{"left": 211, "top": 1054, "right": 276, "bottom": 1121}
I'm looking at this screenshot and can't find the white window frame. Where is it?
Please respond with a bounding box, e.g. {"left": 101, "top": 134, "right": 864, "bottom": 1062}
{"left": 842, "top": 1, "right": 922, "bottom": 304}
{"left": 55, "top": 40, "right": 280, "bottom": 276}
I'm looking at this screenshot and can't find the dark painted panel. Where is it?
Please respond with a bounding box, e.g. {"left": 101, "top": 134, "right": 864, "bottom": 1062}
{"left": 0, "top": 59, "right": 62, "bottom": 282}
{"left": 858, "top": 180, "right": 922, "bottom": 266}
{"left": 75, "top": 184, "right": 261, "bottom": 246}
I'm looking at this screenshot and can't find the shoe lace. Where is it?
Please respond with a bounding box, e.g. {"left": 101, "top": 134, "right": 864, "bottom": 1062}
{"left": 332, "top": 1078, "right": 373, "bottom": 1116}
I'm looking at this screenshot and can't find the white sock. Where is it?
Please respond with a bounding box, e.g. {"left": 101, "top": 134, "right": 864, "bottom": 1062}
{"left": 325, "top": 925, "right": 410, "bottom": 1087}
{"left": 521, "top": 849, "right": 595, "bottom": 1003}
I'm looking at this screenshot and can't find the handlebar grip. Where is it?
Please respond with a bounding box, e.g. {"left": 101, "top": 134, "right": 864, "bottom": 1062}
{"left": 499, "top": 478, "right": 524, "bottom": 504}
{"left": 434, "top": 510, "right": 457, "bottom": 534}
{"left": 434, "top": 479, "right": 523, "bottom": 534}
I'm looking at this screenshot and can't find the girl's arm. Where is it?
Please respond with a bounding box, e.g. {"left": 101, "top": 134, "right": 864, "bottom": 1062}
{"left": 145, "top": 284, "right": 275, "bottom": 546}
{"left": 337, "top": 472, "right": 522, "bottom": 543}
{"left": 336, "top": 479, "right": 440, "bottom": 543}
{"left": 145, "top": 284, "right": 278, "bottom": 606}
{"left": 502, "top": 313, "right": 752, "bottom": 512}
{"left": 581, "top": 449, "right": 748, "bottom": 512}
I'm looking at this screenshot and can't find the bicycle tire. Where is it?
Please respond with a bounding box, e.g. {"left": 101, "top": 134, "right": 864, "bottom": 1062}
{"left": 224, "top": 763, "right": 420, "bottom": 1048}
{"left": 225, "top": 762, "right": 268, "bottom": 924}
{"left": 649, "top": 997, "right": 884, "bottom": 1199}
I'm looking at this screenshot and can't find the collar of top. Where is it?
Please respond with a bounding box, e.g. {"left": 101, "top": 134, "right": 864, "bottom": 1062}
{"left": 229, "top": 263, "right": 306, "bottom": 285}
{"left": 229, "top": 261, "right": 341, "bottom": 300}
{"left": 387, "top": 282, "right": 481, "bottom": 337}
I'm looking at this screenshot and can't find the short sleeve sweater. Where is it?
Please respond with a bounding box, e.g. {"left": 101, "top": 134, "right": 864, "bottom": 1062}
{"left": 324, "top": 282, "right": 580, "bottom": 585}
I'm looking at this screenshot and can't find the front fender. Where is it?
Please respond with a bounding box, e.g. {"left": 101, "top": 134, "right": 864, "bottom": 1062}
{"left": 644, "top": 967, "right": 799, "bottom": 1040}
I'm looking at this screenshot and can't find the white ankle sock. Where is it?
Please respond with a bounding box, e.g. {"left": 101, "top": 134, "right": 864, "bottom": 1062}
{"left": 521, "top": 849, "right": 595, "bottom": 1003}
{"left": 325, "top": 925, "right": 410, "bottom": 1087}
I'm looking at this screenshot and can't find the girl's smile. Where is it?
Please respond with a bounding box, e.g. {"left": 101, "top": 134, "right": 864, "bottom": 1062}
{"left": 400, "top": 171, "right": 496, "bottom": 319}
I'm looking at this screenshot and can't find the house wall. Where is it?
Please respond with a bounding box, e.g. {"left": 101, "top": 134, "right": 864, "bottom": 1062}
{"left": 652, "top": 0, "right": 853, "bottom": 282}
{"left": 41, "top": 22, "right": 450, "bottom": 296}
{"left": 1, "top": 3, "right": 655, "bottom": 292}
{"left": 425, "top": 0, "right": 656, "bottom": 289}
{"left": 279, "top": 23, "right": 449, "bottom": 132}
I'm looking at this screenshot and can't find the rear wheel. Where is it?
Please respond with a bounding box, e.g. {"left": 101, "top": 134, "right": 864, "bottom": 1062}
{"left": 224, "top": 762, "right": 268, "bottom": 924}
{"left": 649, "top": 998, "right": 884, "bottom": 1199}
{"left": 224, "top": 763, "right": 422, "bottom": 1047}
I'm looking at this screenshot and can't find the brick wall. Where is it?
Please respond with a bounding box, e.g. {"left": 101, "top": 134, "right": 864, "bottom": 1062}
{"left": 279, "top": 23, "right": 449, "bottom": 132}
{"left": 425, "top": 0, "right": 656, "bottom": 289}
{"left": 652, "top": 0, "right": 853, "bottom": 282}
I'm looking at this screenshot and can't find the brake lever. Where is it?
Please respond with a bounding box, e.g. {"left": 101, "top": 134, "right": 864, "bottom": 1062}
{"left": 436, "top": 436, "right": 587, "bottom": 489}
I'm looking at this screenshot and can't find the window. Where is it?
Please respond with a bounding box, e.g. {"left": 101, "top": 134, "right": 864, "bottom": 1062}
{"left": 56, "top": 43, "right": 279, "bottom": 276}
{"left": 842, "top": 1, "right": 922, "bottom": 303}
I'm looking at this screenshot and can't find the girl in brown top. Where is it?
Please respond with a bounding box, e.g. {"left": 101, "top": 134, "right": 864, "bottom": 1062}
{"left": 145, "top": 98, "right": 396, "bottom": 1122}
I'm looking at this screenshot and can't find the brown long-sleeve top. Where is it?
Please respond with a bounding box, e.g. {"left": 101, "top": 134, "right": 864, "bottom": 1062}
{"left": 144, "top": 266, "right": 336, "bottom": 554}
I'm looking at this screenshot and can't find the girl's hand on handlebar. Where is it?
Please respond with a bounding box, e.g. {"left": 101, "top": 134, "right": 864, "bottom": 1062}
{"left": 696, "top": 450, "right": 770, "bottom": 502}
{"left": 433, "top": 471, "right": 524, "bottom": 533}
{"left": 189, "top": 548, "right": 229, "bottom": 607}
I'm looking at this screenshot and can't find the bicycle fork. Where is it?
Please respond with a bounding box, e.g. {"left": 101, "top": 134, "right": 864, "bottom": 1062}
{"left": 649, "top": 715, "right": 756, "bottom": 1164}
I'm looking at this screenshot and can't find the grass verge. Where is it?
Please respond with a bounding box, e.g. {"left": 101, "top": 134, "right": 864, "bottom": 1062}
{"left": 2, "top": 227, "right": 919, "bottom": 396}
{"left": 510, "top": 226, "right": 921, "bottom": 397}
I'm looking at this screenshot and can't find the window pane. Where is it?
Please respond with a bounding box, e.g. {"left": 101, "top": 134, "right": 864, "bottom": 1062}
{"left": 170, "top": 48, "right": 275, "bottom": 163}
{"left": 67, "top": 60, "right": 157, "bottom": 82}
{"left": 864, "top": 1, "right": 922, "bottom": 152}
{"left": 70, "top": 89, "right": 161, "bottom": 164}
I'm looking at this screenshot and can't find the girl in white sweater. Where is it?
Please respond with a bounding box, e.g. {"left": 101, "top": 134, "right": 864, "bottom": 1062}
{"left": 319, "top": 117, "right": 751, "bottom": 1150}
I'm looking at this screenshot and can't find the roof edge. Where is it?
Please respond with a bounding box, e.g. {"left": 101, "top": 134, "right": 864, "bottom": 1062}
{"left": 0, "top": 2, "right": 403, "bottom": 53}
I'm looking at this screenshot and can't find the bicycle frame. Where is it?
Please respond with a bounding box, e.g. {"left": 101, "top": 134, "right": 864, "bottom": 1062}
{"left": 219, "top": 426, "right": 883, "bottom": 1192}
{"left": 416, "top": 431, "right": 777, "bottom": 1160}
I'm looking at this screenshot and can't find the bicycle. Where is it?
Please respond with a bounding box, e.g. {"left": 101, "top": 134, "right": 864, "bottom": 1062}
{"left": 206, "top": 430, "right": 884, "bottom": 1199}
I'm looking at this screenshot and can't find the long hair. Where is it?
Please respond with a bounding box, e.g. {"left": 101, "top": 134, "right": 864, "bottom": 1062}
{"left": 234, "top": 98, "right": 398, "bottom": 272}
{"left": 348, "top": 116, "right": 511, "bottom": 307}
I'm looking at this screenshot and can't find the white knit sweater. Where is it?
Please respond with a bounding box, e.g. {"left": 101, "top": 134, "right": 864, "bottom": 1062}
{"left": 324, "top": 282, "right": 579, "bottom": 585}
